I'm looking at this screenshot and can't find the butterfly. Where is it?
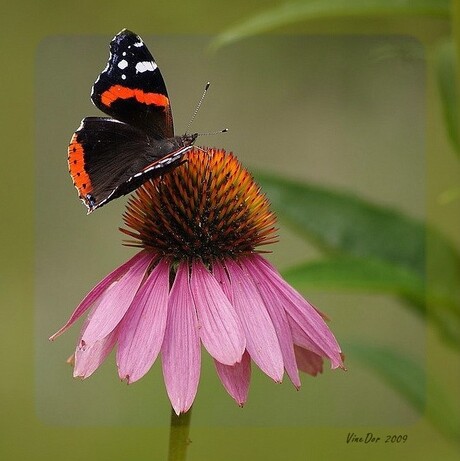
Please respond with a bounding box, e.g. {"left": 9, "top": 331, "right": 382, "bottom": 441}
{"left": 68, "top": 29, "right": 197, "bottom": 213}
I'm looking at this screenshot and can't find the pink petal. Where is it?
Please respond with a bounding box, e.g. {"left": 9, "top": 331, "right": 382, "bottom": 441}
{"left": 290, "top": 321, "right": 328, "bottom": 357}
{"left": 225, "top": 260, "right": 284, "bottom": 382}
{"left": 162, "top": 262, "right": 201, "bottom": 415}
{"left": 212, "top": 262, "right": 233, "bottom": 303}
{"left": 190, "top": 261, "right": 245, "bottom": 366}
{"left": 252, "top": 254, "right": 343, "bottom": 369}
{"left": 80, "top": 252, "right": 154, "bottom": 347}
{"left": 243, "top": 256, "right": 300, "bottom": 388}
{"left": 215, "top": 351, "right": 251, "bottom": 406}
{"left": 49, "top": 252, "right": 148, "bottom": 341}
{"left": 117, "top": 259, "right": 170, "bottom": 383}
{"left": 294, "top": 345, "right": 324, "bottom": 376}
{"left": 73, "top": 328, "right": 118, "bottom": 378}
{"left": 256, "top": 256, "right": 329, "bottom": 319}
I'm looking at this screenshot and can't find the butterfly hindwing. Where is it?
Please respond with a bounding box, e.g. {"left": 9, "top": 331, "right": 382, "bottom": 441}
{"left": 68, "top": 117, "right": 188, "bottom": 211}
{"left": 91, "top": 29, "right": 174, "bottom": 139}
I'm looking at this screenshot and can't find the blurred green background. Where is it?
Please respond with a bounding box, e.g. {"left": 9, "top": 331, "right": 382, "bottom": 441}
{"left": 2, "top": 1, "right": 460, "bottom": 460}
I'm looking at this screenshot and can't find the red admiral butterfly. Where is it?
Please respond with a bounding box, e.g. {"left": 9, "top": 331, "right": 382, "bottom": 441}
{"left": 68, "top": 29, "right": 197, "bottom": 213}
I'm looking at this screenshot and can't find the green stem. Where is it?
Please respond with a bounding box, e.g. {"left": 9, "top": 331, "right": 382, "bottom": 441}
{"left": 168, "top": 406, "right": 193, "bottom": 461}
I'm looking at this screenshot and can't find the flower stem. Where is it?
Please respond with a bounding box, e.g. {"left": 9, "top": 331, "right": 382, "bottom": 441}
{"left": 168, "top": 406, "right": 192, "bottom": 461}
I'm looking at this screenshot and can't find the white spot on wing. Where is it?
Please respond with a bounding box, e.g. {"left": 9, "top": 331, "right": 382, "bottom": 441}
{"left": 121, "top": 74, "right": 126, "bottom": 80}
{"left": 135, "top": 61, "right": 157, "bottom": 73}
{"left": 134, "top": 39, "right": 144, "bottom": 47}
{"left": 118, "top": 59, "right": 128, "bottom": 70}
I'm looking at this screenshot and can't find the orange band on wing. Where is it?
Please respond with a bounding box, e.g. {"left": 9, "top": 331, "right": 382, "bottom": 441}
{"left": 68, "top": 134, "right": 93, "bottom": 197}
{"left": 100, "top": 84, "right": 169, "bottom": 108}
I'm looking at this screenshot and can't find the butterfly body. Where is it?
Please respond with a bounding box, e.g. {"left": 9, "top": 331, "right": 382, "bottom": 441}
{"left": 68, "top": 29, "right": 197, "bottom": 213}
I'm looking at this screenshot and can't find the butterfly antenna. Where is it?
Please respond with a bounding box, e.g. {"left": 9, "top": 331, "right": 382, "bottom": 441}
{"left": 197, "top": 128, "right": 229, "bottom": 137}
{"left": 185, "top": 82, "right": 211, "bottom": 135}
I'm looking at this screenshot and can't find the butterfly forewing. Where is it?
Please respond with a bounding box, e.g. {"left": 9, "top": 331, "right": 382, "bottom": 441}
{"left": 91, "top": 29, "right": 174, "bottom": 139}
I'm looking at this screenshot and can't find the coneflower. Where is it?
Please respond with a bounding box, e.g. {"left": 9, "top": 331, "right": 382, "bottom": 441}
{"left": 51, "top": 147, "right": 344, "bottom": 415}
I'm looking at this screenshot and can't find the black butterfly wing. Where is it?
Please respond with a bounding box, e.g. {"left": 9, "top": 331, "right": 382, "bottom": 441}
{"left": 91, "top": 29, "right": 174, "bottom": 139}
{"left": 68, "top": 117, "right": 189, "bottom": 212}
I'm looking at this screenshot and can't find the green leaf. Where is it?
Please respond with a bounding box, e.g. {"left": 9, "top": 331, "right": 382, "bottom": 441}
{"left": 346, "top": 342, "right": 425, "bottom": 411}
{"left": 211, "top": 0, "right": 450, "bottom": 50}
{"left": 347, "top": 342, "right": 460, "bottom": 441}
{"left": 257, "top": 173, "right": 425, "bottom": 277}
{"left": 257, "top": 173, "right": 460, "bottom": 346}
{"left": 282, "top": 257, "right": 425, "bottom": 305}
{"left": 435, "top": 40, "right": 460, "bottom": 154}
{"left": 283, "top": 257, "right": 460, "bottom": 345}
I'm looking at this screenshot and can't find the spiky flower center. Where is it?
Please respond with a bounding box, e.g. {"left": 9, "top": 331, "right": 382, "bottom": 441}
{"left": 121, "top": 148, "right": 277, "bottom": 263}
